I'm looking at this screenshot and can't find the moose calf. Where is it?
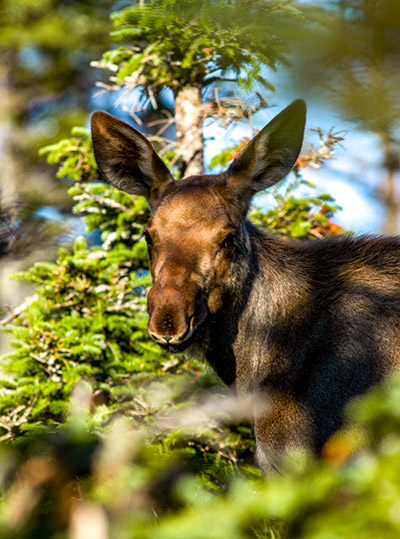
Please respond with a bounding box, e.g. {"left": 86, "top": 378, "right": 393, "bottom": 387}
{"left": 91, "top": 101, "right": 400, "bottom": 472}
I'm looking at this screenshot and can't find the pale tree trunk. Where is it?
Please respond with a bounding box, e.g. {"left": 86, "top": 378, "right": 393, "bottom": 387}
{"left": 174, "top": 86, "right": 204, "bottom": 176}
{"left": 382, "top": 168, "right": 398, "bottom": 235}
{"left": 0, "top": 63, "right": 21, "bottom": 203}
{"left": 381, "top": 136, "right": 400, "bottom": 235}
{"left": 0, "top": 63, "right": 26, "bottom": 354}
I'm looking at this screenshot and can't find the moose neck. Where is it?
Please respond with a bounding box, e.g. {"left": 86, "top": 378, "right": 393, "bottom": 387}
{"left": 194, "top": 221, "right": 312, "bottom": 394}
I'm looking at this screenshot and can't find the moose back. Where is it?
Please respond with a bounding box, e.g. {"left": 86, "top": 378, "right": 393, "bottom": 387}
{"left": 91, "top": 101, "right": 400, "bottom": 472}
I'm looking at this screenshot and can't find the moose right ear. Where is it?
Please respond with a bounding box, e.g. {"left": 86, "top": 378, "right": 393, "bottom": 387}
{"left": 91, "top": 111, "right": 175, "bottom": 211}
{"left": 225, "top": 100, "right": 306, "bottom": 216}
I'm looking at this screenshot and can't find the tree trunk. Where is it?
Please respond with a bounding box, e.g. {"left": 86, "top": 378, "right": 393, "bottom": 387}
{"left": 382, "top": 168, "right": 398, "bottom": 234}
{"left": 0, "top": 63, "right": 25, "bottom": 354}
{"left": 381, "top": 135, "right": 400, "bottom": 235}
{"left": 174, "top": 86, "right": 204, "bottom": 177}
{"left": 0, "top": 63, "right": 21, "bottom": 203}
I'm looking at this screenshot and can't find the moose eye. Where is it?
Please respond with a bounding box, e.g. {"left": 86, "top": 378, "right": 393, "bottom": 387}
{"left": 222, "top": 233, "right": 236, "bottom": 250}
{"left": 143, "top": 230, "right": 153, "bottom": 249}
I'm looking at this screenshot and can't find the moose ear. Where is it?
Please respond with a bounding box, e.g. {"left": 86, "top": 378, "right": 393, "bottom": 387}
{"left": 91, "top": 111, "right": 175, "bottom": 211}
{"left": 225, "top": 100, "right": 306, "bottom": 212}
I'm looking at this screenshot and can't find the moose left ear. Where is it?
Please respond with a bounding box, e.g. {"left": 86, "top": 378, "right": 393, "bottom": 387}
{"left": 91, "top": 111, "right": 175, "bottom": 211}
{"left": 225, "top": 100, "right": 306, "bottom": 211}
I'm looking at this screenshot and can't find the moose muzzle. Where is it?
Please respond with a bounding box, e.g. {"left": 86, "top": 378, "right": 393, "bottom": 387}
{"left": 147, "top": 274, "right": 207, "bottom": 348}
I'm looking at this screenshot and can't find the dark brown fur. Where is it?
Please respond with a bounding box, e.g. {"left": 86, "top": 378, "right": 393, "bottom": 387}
{"left": 91, "top": 101, "right": 400, "bottom": 472}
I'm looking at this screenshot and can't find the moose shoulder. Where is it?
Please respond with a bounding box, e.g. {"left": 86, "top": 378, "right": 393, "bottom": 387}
{"left": 91, "top": 101, "right": 400, "bottom": 473}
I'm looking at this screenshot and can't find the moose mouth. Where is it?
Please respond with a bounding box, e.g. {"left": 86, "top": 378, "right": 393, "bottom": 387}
{"left": 151, "top": 331, "right": 197, "bottom": 353}
{"left": 148, "top": 324, "right": 199, "bottom": 353}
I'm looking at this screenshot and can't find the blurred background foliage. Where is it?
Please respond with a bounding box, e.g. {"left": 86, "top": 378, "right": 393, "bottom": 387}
{"left": 290, "top": 0, "right": 400, "bottom": 234}
{"left": 0, "top": 0, "right": 400, "bottom": 537}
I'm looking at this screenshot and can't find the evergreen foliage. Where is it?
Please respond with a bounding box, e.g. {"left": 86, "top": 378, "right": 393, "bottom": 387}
{"left": 95, "top": 0, "right": 301, "bottom": 114}
{"left": 0, "top": 237, "right": 161, "bottom": 440}
{"left": 91, "top": 0, "right": 303, "bottom": 177}
{"left": 250, "top": 179, "right": 343, "bottom": 240}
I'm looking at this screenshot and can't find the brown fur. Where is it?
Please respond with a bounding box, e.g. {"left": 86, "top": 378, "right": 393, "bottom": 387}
{"left": 91, "top": 101, "right": 400, "bottom": 473}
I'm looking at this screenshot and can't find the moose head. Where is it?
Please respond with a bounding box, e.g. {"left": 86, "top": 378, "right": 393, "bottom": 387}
{"left": 91, "top": 100, "right": 306, "bottom": 353}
